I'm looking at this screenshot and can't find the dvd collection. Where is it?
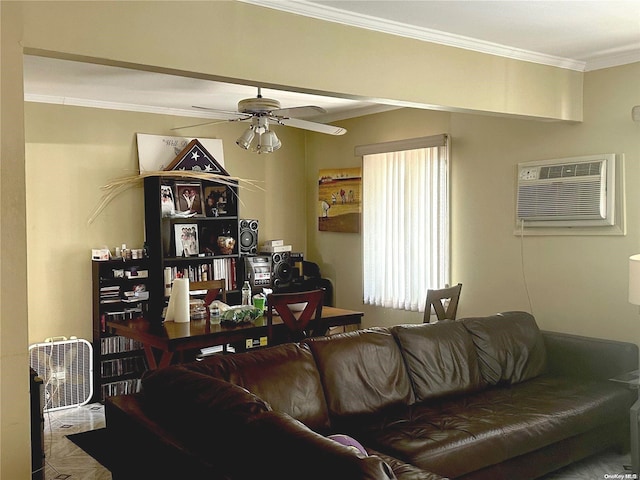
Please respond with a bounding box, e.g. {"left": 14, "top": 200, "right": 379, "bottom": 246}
{"left": 101, "top": 378, "right": 141, "bottom": 398}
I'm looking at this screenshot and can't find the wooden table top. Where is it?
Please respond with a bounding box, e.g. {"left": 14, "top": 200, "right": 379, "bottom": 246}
{"left": 107, "top": 306, "right": 363, "bottom": 353}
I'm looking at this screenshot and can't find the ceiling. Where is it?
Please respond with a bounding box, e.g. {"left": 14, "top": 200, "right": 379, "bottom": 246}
{"left": 24, "top": 1, "right": 640, "bottom": 123}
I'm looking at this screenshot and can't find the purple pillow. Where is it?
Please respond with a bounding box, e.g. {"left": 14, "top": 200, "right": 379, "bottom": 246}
{"left": 328, "top": 434, "right": 368, "bottom": 457}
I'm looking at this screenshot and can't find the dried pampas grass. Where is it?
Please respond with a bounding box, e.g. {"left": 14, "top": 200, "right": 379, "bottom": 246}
{"left": 88, "top": 170, "right": 262, "bottom": 225}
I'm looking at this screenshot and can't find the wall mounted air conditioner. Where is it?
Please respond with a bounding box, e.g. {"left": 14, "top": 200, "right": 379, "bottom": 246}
{"left": 516, "top": 154, "right": 616, "bottom": 228}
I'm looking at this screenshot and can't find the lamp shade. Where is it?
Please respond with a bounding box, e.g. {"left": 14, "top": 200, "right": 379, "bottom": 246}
{"left": 629, "top": 254, "right": 640, "bottom": 305}
{"left": 236, "top": 127, "right": 255, "bottom": 150}
{"left": 258, "top": 130, "right": 281, "bottom": 154}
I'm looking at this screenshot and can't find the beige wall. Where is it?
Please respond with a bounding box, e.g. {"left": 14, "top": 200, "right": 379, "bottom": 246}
{"left": 450, "top": 62, "right": 640, "bottom": 340}
{"left": 0, "top": 2, "right": 31, "bottom": 479}
{"left": 306, "top": 62, "right": 640, "bottom": 343}
{"left": 24, "top": 102, "right": 308, "bottom": 342}
{"left": 1, "top": 1, "right": 636, "bottom": 477}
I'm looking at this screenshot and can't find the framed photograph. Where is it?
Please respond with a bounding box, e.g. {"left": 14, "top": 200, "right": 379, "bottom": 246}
{"left": 203, "top": 185, "right": 228, "bottom": 217}
{"left": 199, "top": 225, "right": 218, "bottom": 255}
{"left": 160, "top": 183, "right": 176, "bottom": 217}
{"left": 175, "top": 182, "right": 204, "bottom": 215}
{"left": 318, "top": 167, "right": 362, "bottom": 233}
{"left": 174, "top": 224, "right": 199, "bottom": 256}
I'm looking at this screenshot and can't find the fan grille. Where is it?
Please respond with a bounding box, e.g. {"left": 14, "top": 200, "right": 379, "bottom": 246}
{"left": 29, "top": 338, "right": 93, "bottom": 412}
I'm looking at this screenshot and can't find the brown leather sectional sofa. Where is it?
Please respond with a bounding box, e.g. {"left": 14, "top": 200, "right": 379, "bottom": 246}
{"left": 106, "top": 311, "right": 638, "bottom": 480}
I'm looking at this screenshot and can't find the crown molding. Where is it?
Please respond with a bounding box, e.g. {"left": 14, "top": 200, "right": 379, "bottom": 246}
{"left": 241, "top": 0, "right": 586, "bottom": 72}
{"left": 584, "top": 50, "right": 640, "bottom": 72}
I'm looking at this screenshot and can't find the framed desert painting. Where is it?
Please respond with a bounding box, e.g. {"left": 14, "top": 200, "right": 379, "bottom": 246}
{"left": 318, "top": 167, "right": 362, "bottom": 233}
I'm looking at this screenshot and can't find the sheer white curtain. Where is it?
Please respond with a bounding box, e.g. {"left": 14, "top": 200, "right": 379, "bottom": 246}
{"left": 361, "top": 137, "right": 449, "bottom": 312}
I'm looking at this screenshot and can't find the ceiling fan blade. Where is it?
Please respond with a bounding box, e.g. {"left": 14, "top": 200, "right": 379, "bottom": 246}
{"left": 191, "top": 106, "right": 252, "bottom": 121}
{"left": 276, "top": 117, "right": 347, "bottom": 135}
{"left": 171, "top": 119, "right": 224, "bottom": 131}
{"left": 272, "top": 105, "right": 326, "bottom": 118}
{"left": 171, "top": 118, "right": 245, "bottom": 131}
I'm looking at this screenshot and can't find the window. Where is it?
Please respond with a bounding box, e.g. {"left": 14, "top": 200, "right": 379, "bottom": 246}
{"left": 359, "top": 135, "right": 450, "bottom": 312}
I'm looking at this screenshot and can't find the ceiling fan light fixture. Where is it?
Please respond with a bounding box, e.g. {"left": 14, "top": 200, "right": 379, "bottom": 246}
{"left": 257, "top": 130, "right": 281, "bottom": 154}
{"left": 236, "top": 127, "right": 255, "bottom": 150}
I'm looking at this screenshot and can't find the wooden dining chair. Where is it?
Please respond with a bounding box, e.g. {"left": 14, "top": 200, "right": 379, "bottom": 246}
{"left": 423, "top": 283, "right": 462, "bottom": 323}
{"left": 189, "top": 279, "right": 226, "bottom": 305}
{"left": 266, "top": 289, "right": 325, "bottom": 344}
{"left": 190, "top": 279, "right": 228, "bottom": 356}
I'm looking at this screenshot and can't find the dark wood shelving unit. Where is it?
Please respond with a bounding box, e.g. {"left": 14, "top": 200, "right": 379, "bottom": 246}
{"left": 91, "top": 143, "right": 243, "bottom": 401}
{"left": 143, "top": 175, "right": 242, "bottom": 320}
{"left": 92, "top": 258, "right": 150, "bottom": 402}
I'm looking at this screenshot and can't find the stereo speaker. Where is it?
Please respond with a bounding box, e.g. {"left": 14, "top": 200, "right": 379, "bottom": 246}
{"left": 289, "top": 252, "right": 304, "bottom": 281}
{"left": 239, "top": 219, "right": 259, "bottom": 255}
{"left": 270, "top": 252, "right": 293, "bottom": 287}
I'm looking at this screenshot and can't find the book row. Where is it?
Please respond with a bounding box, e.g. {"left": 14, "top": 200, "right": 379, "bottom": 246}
{"left": 164, "top": 257, "right": 237, "bottom": 295}
{"left": 99, "top": 283, "right": 149, "bottom": 304}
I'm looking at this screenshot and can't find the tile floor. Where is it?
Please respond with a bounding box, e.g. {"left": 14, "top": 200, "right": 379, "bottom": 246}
{"left": 41, "top": 402, "right": 634, "bottom": 480}
{"left": 41, "top": 403, "right": 110, "bottom": 480}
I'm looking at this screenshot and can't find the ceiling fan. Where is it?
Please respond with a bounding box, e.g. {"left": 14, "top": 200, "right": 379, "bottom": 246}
{"left": 173, "top": 87, "right": 347, "bottom": 154}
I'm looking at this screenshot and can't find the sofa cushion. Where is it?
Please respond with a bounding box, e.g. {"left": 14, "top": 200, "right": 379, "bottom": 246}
{"left": 365, "top": 448, "right": 447, "bottom": 480}
{"left": 304, "top": 328, "right": 413, "bottom": 419}
{"left": 392, "top": 322, "right": 486, "bottom": 401}
{"left": 353, "top": 375, "right": 633, "bottom": 478}
{"left": 462, "top": 311, "right": 546, "bottom": 385}
{"left": 184, "top": 343, "right": 331, "bottom": 432}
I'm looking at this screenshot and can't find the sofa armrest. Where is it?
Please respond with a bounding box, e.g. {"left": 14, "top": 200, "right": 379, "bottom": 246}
{"left": 542, "top": 330, "right": 638, "bottom": 380}
{"left": 105, "top": 394, "right": 230, "bottom": 478}
{"left": 240, "top": 411, "right": 397, "bottom": 480}
{"left": 140, "top": 365, "right": 270, "bottom": 440}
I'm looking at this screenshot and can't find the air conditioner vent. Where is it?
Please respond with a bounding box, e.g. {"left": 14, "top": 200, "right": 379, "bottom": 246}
{"left": 539, "top": 162, "right": 601, "bottom": 180}
{"left": 516, "top": 154, "right": 615, "bottom": 228}
{"left": 517, "top": 180, "right": 602, "bottom": 219}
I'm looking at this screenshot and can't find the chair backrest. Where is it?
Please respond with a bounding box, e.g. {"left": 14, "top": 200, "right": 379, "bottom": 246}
{"left": 424, "top": 283, "right": 462, "bottom": 323}
{"left": 266, "top": 289, "right": 325, "bottom": 343}
{"left": 189, "top": 279, "right": 227, "bottom": 305}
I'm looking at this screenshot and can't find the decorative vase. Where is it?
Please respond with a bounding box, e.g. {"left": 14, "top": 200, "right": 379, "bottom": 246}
{"left": 217, "top": 235, "right": 236, "bottom": 255}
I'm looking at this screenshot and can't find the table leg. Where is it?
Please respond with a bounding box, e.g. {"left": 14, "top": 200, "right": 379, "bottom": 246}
{"left": 158, "top": 351, "right": 174, "bottom": 369}
{"left": 142, "top": 344, "right": 173, "bottom": 370}
{"left": 143, "top": 345, "right": 158, "bottom": 370}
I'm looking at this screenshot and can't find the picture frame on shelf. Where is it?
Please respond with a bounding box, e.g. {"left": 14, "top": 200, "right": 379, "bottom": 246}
{"left": 199, "top": 225, "right": 218, "bottom": 255}
{"left": 175, "top": 182, "right": 204, "bottom": 216}
{"left": 203, "top": 185, "right": 228, "bottom": 217}
{"left": 160, "top": 183, "right": 176, "bottom": 217}
{"left": 174, "top": 224, "right": 200, "bottom": 257}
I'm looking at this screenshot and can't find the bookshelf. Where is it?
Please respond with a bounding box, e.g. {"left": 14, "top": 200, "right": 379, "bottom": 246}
{"left": 143, "top": 175, "right": 242, "bottom": 320}
{"left": 92, "top": 258, "right": 150, "bottom": 401}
